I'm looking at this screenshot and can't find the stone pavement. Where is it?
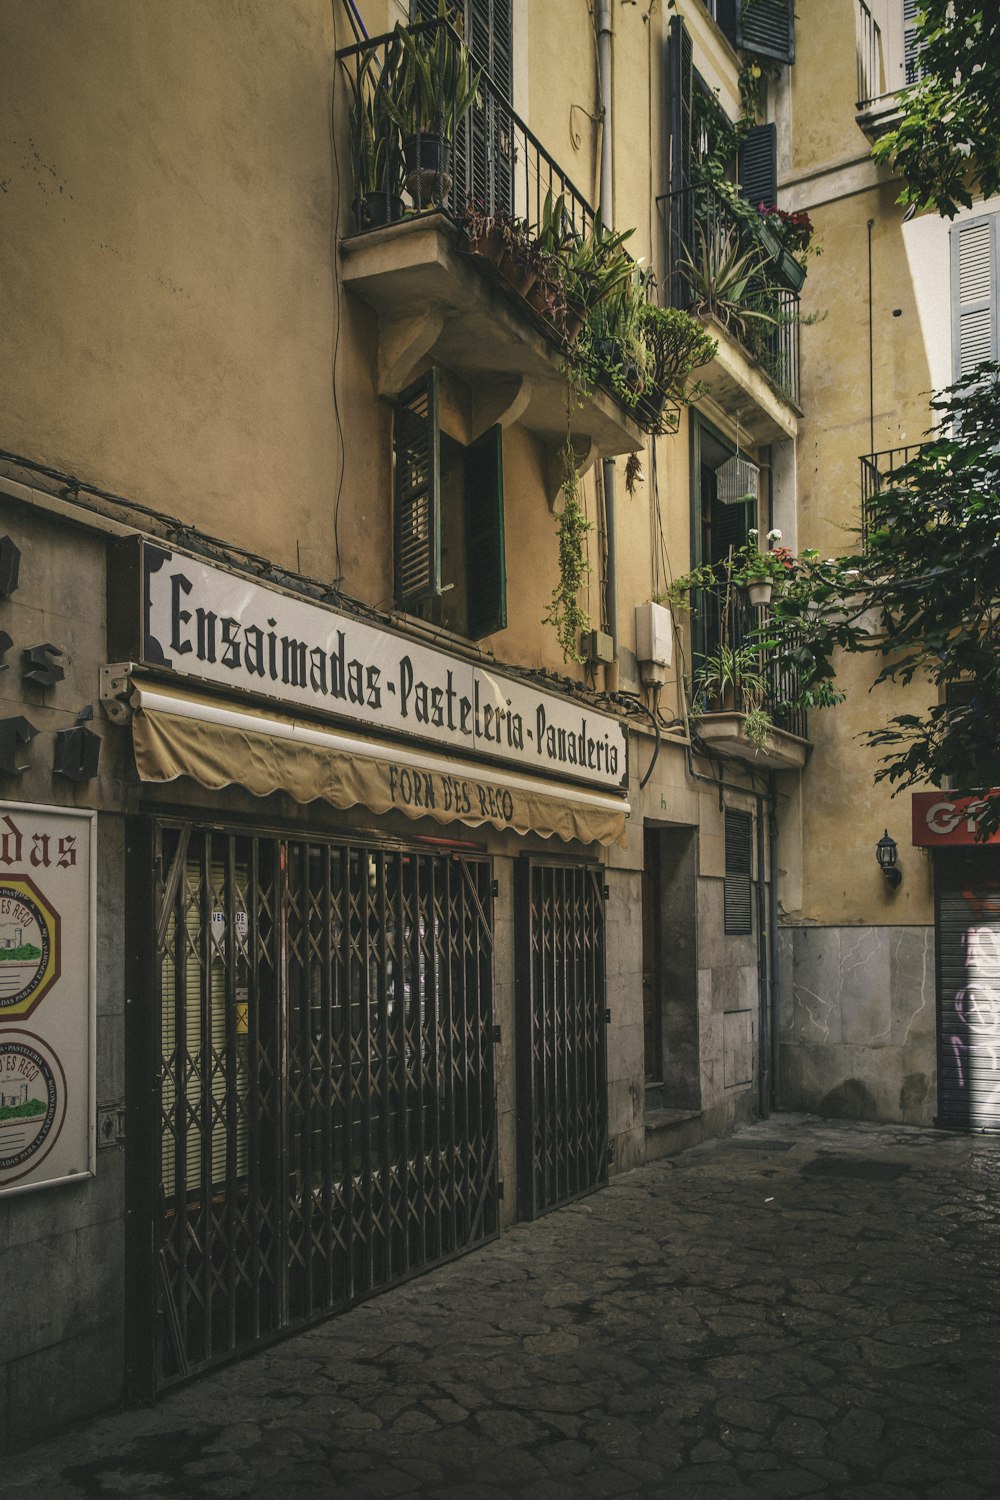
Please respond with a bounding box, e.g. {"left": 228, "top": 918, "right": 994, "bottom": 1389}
{"left": 4, "top": 1113, "right": 1000, "bottom": 1500}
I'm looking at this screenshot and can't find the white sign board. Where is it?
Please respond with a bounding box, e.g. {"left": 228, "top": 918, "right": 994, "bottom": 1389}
{"left": 0, "top": 803, "right": 95, "bottom": 1195}
{"left": 134, "top": 544, "right": 628, "bottom": 792}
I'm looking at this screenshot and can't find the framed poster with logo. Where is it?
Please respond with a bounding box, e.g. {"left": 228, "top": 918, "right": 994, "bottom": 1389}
{"left": 0, "top": 802, "right": 96, "bottom": 1195}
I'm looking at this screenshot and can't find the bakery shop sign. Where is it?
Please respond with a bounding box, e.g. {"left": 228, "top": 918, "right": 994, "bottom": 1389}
{"left": 0, "top": 804, "right": 95, "bottom": 1195}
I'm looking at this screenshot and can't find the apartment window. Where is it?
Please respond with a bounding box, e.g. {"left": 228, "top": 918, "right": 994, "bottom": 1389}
{"left": 724, "top": 809, "right": 753, "bottom": 935}
{"left": 392, "top": 369, "right": 507, "bottom": 640}
{"left": 952, "top": 213, "right": 998, "bottom": 382}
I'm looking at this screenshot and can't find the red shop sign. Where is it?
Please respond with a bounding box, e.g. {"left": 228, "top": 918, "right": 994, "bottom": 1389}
{"left": 911, "top": 791, "right": 1000, "bottom": 847}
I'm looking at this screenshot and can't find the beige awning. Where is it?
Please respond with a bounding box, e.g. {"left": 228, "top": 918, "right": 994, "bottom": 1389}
{"left": 131, "top": 685, "right": 628, "bottom": 847}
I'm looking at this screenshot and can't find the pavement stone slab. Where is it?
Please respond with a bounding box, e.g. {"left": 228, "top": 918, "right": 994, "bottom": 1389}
{"left": 3, "top": 1114, "right": 1000, "bottom": 1498}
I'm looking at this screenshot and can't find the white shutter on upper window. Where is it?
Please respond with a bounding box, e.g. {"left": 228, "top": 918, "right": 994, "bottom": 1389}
{"left": 952, "top": 216, "right": 997, "bottom": 382}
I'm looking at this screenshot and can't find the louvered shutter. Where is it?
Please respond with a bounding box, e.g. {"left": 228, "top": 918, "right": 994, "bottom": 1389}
{"left": 724, "top": 810, "right": 753, "bottom": 935}
{"left": 903, "top": 0, "right": 923, "bottom": 84}
{"left": 393, "top": 371, "right": 442, "bottom": 609}
{"left": 736, "top": 0, "right": 795, "bottom": 65}
{"left": 468, "top": 0, "right": 513, "bottom": 212}
{"left": 464, "top": 425, "right": 506, "bottom": 639}
{"left": 738, "top": 123, "right": 777, "bottom": 211}
{"left": 668, "top": 16, "right": 694, "bottom": 308}
{"left": 952, "top": 216, "right": 997, "bottom": 382}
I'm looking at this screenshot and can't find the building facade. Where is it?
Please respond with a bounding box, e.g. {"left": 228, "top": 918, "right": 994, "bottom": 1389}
{"left": 0, "top": 0, "right": 980, "bottom": 1453}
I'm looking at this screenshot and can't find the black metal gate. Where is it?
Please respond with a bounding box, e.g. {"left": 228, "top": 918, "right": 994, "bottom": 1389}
{"left": 147, "top": 820, "right": 497, "bottom": 1388}
{"left": 516, "top": 858, "right": 608, "bottom": 1220}
{"left": 936, "top": 850, "right": 1000, "bottom": 1132}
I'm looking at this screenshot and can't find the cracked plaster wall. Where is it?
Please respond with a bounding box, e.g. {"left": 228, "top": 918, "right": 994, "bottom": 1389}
{"left": 778, "top": 925, "right": 936, "bottom": 1126}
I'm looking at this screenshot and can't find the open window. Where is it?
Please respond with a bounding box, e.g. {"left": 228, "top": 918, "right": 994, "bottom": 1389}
{"left": 392, "top": 369, "right": 507, "bottom": 640}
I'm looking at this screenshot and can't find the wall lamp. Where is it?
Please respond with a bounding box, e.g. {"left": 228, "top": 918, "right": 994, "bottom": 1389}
{"left": 876, "top": 829, "right": 902, "bottom": 889}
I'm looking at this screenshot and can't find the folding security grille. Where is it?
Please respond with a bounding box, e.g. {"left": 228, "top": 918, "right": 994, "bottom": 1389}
{"left": 516, "top": 859, "right": 608, "bottom": 1220}
{"left": 152, "top": 821, "right": 497, "bottom": 1388}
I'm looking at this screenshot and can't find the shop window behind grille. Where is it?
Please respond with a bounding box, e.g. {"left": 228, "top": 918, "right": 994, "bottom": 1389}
{"left": 724, "top": 810, "right": 753, "bottom": 935}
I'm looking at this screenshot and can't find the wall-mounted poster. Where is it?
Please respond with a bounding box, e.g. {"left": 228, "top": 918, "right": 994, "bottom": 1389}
{"left": 0, "top": 803, "right": 95, "bottom": 1195}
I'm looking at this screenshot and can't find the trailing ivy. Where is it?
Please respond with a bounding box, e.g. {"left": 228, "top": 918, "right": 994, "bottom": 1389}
{"left": 543, "top": 427, "right": 593, "bottom": 663}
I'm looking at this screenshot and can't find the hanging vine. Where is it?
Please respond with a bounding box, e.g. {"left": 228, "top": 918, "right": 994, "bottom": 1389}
{"left": 543, "top": 421, "right": 593, "bottom": 663}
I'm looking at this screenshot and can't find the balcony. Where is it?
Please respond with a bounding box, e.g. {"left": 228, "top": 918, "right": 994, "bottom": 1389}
{"left": 337, "top": 19, "right": 674, "bottom": 476}
{"left": 859, "top": 442, "right": 923, "bottom": 545}
{"left": 687, "top": 584, "right": 810, "bottom": 771}
{"left": 855, "top": 0, "right": 923, "bottom": 139}
{"left": 660, "top": 181, "right": 802, "bottom": 445}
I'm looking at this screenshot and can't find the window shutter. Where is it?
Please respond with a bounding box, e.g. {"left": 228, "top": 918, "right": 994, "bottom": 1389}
{"left": 393, "top": 371, "right": 442, "bottom": 610}
{"left": 952, "top": 216, "right": 997, "bottom": 382}
{"left": 463, "top": 425, "right": 507, "bottom": 639}
{"left": 902, "top": 0, "right": 923, "bottom": 84}
{"left": 738, "top": 123, "right": 777, "bottom": 211}
{"left": 668, "top": 15, "right": 693, "bottom": 197}
{"left": 724, "top": 809, "right": 753, "bottom": 935}
{"left": 736, "top": 0, "right": 794, "bottom": 65}
{"left": 467, "top": 0, "right": 513, "bottom": 212}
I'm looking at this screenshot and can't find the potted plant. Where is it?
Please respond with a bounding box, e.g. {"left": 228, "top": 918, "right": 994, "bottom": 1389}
{"left": 458, "top": 202, "right": 539, "bottom": 293}
{"left": 733, "top": 528, "right": 795, "bottom": 607}
{"left": 347, "top": 41, "right": 405, "bottom": 230}
{"left": 694, "top": 642, "right": 773, "bottom": 750}
{"left": 638, "top": 302, "right": 717, "bottom": 422}
{"left": 679, "top": 222, "right": 780, "bottom": 345}
{"left": 384, "top": 10, "right": 481, "bottom": 206}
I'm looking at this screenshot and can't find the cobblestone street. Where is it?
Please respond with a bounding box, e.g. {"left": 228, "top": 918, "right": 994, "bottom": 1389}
{"left": 4, "top": 1114, "right": 1000, "bottom": 1499}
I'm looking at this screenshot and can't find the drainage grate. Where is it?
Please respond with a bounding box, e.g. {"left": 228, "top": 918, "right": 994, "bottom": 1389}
{"left": 800, "top": 1156, "right": 910, "bottom": 1181}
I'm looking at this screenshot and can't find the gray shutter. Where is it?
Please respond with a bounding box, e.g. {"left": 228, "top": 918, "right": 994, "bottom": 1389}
{"left": 739, "top": 123, "right": 777, "bottom": 210}
{"left": 724, "top": 809, "right": 753, "bottom": 935}
{"left": 464, "top": 425, "right": 506, "bottom": 639}
{"left": 393, "top": 371, "right": 442, "bottom": 609}
{"left": 903, "top": 0, "right": 923, "bottom": 84}
{"left": 736, "top": 0, "right": 795, "bottom": 65}
{"left": 952, "top": 216, "right": 997, "bottom": 382}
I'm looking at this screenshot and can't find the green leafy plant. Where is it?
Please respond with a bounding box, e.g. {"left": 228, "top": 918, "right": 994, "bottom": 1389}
{"left": 638, "top": 303, "right": 716, "bottom": 398}
{"left": 679, "top": 222, "right": 779, "bottom": 342}
{"left": 384, "top": 11, "right": 481, "bottom": 139}
{"left": 694, "top": 641, "right": 773, "bottom": 750}
{"left": 543, "top": 430, "right": 592, "bottom": 662}
{"left": 347, "top": 38, "right": 404, "bottom": 205}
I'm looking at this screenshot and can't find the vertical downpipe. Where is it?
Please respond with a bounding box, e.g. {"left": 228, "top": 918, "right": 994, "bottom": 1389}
{"left": 597, "top": 0, "right": 619, "bottom": 681}
{"left": 755, "top": 793, "right": 770, "bottom": 1118}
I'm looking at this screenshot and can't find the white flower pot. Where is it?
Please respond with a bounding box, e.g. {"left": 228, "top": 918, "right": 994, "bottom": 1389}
{"left": 745, "top": 579, "right": 773, "bottom": 608}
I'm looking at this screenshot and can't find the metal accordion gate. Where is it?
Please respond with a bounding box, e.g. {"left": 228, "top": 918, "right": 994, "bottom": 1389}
{"left": 144, "top": 819, "right": 497, "bottom": 1389}
{"left": 516, "top": 858, "right": 609, "bottom": 1220}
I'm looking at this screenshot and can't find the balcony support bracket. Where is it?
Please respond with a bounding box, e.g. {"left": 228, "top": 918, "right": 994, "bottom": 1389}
{"left": 546, "top": 437, "right": 599, "bottom": 513}
{"left": 377, "top": 307, "right": 446, "bottom": 399}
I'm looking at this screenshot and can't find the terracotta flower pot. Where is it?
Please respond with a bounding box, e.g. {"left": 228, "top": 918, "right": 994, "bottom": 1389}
{"left": 497, "top": 249, "right": 538, "bottom": 298}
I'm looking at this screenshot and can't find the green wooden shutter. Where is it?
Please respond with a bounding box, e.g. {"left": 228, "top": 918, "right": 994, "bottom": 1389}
{"left": 724, "top": 810, "right": 753, "bottom": 935}
{"left": 952, "top": 216, "right": 997, "bottom": 382}
{"left": 669, "top": 15, "right": 693, "bottom": 197}
{"left": 736, "top": 0, "right": 794, "bottom": 65}
{"left": 393, "top": 371, "right": 442, "bottom": 609}
{"left": 739, "top": 123, "right": 777, "bottom": 211}
{"left": 463, "top": 425, "right": 506, "bottom": 639}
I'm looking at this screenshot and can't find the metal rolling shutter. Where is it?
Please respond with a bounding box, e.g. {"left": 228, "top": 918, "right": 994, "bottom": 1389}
{"left": 936, "top": 852, "right": 1000, "bottom": 1131}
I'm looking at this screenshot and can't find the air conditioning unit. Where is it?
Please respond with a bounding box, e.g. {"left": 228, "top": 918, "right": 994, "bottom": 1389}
{"left": 635, "top": 600, "right": 673, "bottom": 686}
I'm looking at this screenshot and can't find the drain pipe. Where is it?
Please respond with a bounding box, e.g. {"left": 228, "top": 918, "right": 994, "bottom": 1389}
{"left": 597, "top": 0, "right": 619, "bottom": 682}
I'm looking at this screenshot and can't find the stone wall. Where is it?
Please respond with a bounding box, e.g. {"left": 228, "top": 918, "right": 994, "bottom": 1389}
{"left": 777, "top": 925, "right": 936, "bottom": 1125}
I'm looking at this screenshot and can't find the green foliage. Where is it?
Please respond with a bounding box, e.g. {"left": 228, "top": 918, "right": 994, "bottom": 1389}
{"left": 637, "top": 304, "right": 717, "bottom": 396}
{"left": 0, "top": 944, "right": 41, "bottom": 963}
{"left": 773, "top": 364, "right": 1000, "bottom": 834}
{"left": 871, "top": 3, "right": 1000, "bottom": 218}
{"left": 384, "top": 11, "right": 481, "bottom": 138}
{"left": 0, "top": 1098, "right": 45, "bottom": 1122}
{"left": 543, "top": 433, "right": 593, "bottom": 663}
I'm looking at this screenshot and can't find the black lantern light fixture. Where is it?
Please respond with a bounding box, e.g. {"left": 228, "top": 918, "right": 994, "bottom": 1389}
{"left": 876, "top": 829, "right": 901, "bottom": 890}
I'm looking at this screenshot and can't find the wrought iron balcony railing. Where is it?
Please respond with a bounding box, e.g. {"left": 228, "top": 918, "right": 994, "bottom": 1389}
{"left": 692, "top": 583, "right": 808, "bottom": 743}
{"left": 859, "top": 442, "right": 923, "bottom": 546}
{"left": 338, "top": 19, "right": 595, "bottom": 244}
{"left": 659, "top": 181, "right": 801, "bottom": 406}
{"left": 337, "top": 19, "right": 677, "bottom": 437}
